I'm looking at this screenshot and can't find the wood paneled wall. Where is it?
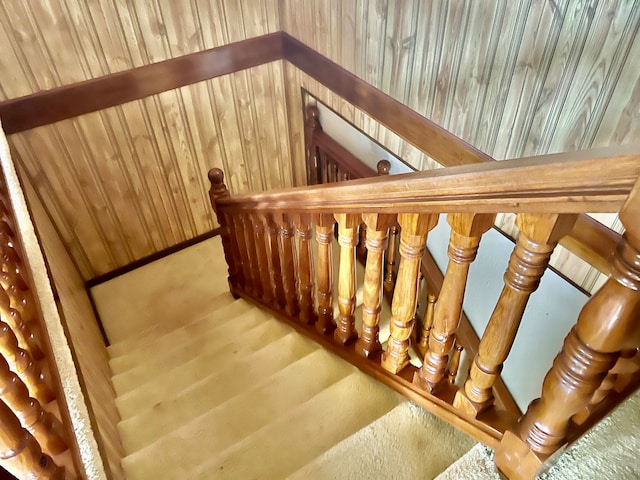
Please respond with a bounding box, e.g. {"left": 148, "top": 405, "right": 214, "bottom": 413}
{"left": 1, "top": 0, "right": 289, "bottom": 280}
{"left": 281, "top": 0, "right": 640, "bottom": 293}
{"left": 20, "top": 172, "right": 124, "bottom": 479}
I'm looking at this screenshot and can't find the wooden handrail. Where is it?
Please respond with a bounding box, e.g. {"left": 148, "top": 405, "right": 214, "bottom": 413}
{"left": 217, "top": 149, "right": 640, "bottom": 215}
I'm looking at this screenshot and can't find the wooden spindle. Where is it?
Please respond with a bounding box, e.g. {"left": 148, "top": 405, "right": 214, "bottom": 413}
{"left": 314, "top": 214, "right": 335, "bottom": 334}
{"left": 251, "top": 213, "right": 273, "bottom": 304}
{"left": 320, "top": 154, "right": 329, "bottom": 184}
{"left": 384, "top": 225, "right": 399, "bottom": 293}
{"left": 573, "top": 348, "right": 640, "bottom": 425}
{"left": 0, "top": 397, "right": 64, "bottom": 480}
{"left": 304, "top": 106, "right": 321, "bottom": 185}
{"left": 333, "top": 214, "right": 360, "bottom": 345}
{"left": 454, "top": 213, "right": 577, "bottom": 417}
{"left": 417, "top": 292, "right": 437, "bottom": 357}
{"left": 0, "top": 354, "right": 67, "bottom": 456}
{"left": 233, "top": 214, "right": 251, "bottom": 292}
{"left": 0, "top": 321, "right": 53, "bottom": 406}
{"left": 411, "top": 272, "right": 425, "bottom": 345}
{"left": 382, "top": 214, "right": 438, "bottom": 374}
{"left": 495, "top": 187, "right": 640, "bottom": 480}
{"left": 208, "top": 168, "right": 241, "bottom": 295}
{"left": 414, "top": 213, "right": 494, "bottom": 392}
{"left": 294, "top": 214, "right": 314, "bottom": 324}
{"left": 275, "top": 214, "right": 299, "bottom": 317}
{"left": 448, "top": 343, "right": 465, "bottom": 385}
{"left": 242, "top": 214, "right": 262, "bottom": 298}
{"left": 0, "top": 288, "right": 39, "bottom": 362}
{"left": 355, "top": 214, "right": 394, "bottom": 357}
{"left": 357, "top": 222, "right": 367, "bottom": 262}
{"left": 265, "top": 214, "right": 286, "bottom": 310}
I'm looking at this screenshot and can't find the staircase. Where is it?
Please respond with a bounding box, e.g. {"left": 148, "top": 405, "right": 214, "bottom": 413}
{"left": 95, "top": 236, "right": 476, "bottom": 479}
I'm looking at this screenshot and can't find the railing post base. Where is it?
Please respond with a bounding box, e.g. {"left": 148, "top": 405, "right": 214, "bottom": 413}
{"left": 494, "top": 430, "right": 562, "bottom": 480}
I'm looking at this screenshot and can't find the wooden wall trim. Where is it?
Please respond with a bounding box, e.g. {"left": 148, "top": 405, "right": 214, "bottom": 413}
{"left": 282, "top": 33, "right": 494, "bottom": 168}
{"left": 0, "top": 33, "right": 284, "bottom": 135}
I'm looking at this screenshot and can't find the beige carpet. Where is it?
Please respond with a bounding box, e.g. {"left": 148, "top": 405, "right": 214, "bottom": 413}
{"left": 437, "top": 389, "right": 640, "bottom": 480}
{"left": 93, "top": 236, "right": 476, "bottom": 479}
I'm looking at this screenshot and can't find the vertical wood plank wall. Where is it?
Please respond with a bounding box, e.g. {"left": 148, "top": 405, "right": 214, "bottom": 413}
{"left": 0, "top": 0, "right": 288, "bottom": 280}
{"left": 20, "top": 172, "right": 124, "bottom": 479}
{"left": 281, "top": 0, "right": 640, "bottom": 293}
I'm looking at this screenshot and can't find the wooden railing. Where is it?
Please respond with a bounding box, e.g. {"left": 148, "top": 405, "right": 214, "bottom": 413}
{"left": 304, "top": 105, "right": 521, "bottom": 415}
{"left": 209, "top": 148, "right": 640, "bottom": 479}
{"left": 0, "top": 172, "right": 77, "bottom": 479}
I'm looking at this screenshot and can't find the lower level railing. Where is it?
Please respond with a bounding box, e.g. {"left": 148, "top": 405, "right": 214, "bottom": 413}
{"left": 0, "top": 169, "right": 77, "bottom": 479}
{"left": 208, "top": 149, "right": 640, "bottom": 479}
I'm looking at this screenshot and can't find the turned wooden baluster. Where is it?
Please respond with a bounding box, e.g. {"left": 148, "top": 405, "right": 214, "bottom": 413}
{"left": 265, "top": 214, "right": 286, "bottom": 310}
{"left": 0, "top": 397, "right": 65, "bottom": 480}
{"left": 0, "top": 320, "right": 53, "bottom": 406}
{"left": 208, "top": 168, "right": 242, "bottom": 295}
{"left": 382, "top": 214, "right": 439, "bottom": 374}
{"left": 357, "top": 222, "right": 367, "bottom": 262}
{"left": 384, "top": 224, "right": 399, "bottom": 293}
{"left": 242, "top": 214, "right": 262, "bottom": 298}
{"left": 414, "top": 213, "right": 494, "bottom": 392}
{"left": 314, "top": 214, "right": 335, "bottom": 334}
{"left": 355, "top": 214, "right": 394, "bottom": 357}
{"left": 333, "top": 214, "right": 360, "bottom": 344}
{"left": 305, "top": 106, "right": 321, "bottom": 185}
{"left": 0, "top": 287, "right": 40, "bottom": 362}
{"left": 448, "top": 342, "right": 464, "bottom": 385}
{"left": 251, "top": 213, "right": 273, "bottom": 305}
{"left": 294, "top": 214, "right": 314, "bottom": 324}
{"left": 0, "top": 353, "right": 67, "bottom": 456}
{"left": 417, "top": 292, "right": 437, "bottom": 357}
{"left": 495, "top": 185, "right": 640, "bottom": 480}
{"left": 572, "top": 348, "right": 640, "bottom": 425}
{"left": 454, "top": 213, "right": 577, "bottom": 417}
{"left": 232, "top": 214, "right": 252, "bottom": 292}
{"left": 0, "top": 227, "right": 45, "bottom": 361}
{"left": 275, "top": 214, "right": 299, "bottom": 317}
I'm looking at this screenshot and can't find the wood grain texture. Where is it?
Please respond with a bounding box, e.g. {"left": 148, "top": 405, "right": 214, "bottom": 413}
{"left": 20, "top": 174, "right": 125, "bottom": 479}
{"left": 280, "top": 0, "right": 640, "bottom": 291}
{"left": 0, "top": 1, "right": 287, "bottom": 281}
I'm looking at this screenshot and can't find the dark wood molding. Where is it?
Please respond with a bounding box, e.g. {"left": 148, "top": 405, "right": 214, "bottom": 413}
{"left": 0, "top": 33, "right": 284, "bottom": 134}
{"left": 85, "top": 228, "right": 220, "bottom": 289}
{"left": 282, "top": 33, "right": 494, "bottom": 168}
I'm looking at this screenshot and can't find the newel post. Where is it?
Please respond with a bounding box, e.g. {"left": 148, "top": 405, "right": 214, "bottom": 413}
{"left": 208, "top": 168, "right": 240, "bottom": 298}
{"left": 495, "top": 181, "right": 640, "bottom": 480}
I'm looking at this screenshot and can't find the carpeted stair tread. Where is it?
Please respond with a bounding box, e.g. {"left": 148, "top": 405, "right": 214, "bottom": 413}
{"left": 121, "top": 348, "right": 356, "bottom": 479}
{"left": 188, "top": 373, "right": 401, "bottom": 480}
{"left": 115, "top": 330, "right": 318, "bottom": 420}
{"left": 106, "top": 291, "right": 239, "bottom": 358}
{"left": 289, "top": 401, "right": 476, "bottom": 480}
{"left": 111, "top": 315, "right": 288, "bottom": 396}
{"left": 109, "top": 299, "right": 257, "bottom": 372}
{"left": 117, "top": 332, "right": 320, "bottom": 452}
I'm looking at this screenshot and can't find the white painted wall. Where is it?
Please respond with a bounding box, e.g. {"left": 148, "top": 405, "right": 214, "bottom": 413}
{"left": 315, "top": 100, "right": 589, "bottom": 411}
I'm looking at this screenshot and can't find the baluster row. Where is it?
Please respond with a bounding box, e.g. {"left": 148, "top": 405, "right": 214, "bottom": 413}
{"left": 210, "top": 168, "right": 639, "bottom": 459}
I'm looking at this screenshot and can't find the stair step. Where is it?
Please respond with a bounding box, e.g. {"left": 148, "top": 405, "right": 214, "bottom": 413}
{"left": 92, "top": 237, "right": 230, "bottom": 343}
{"left": 117, "top": 332, "right": 319, "bottom": 452}
{"left": 109, "top": 299, "right": 256, "bottom": 372}
{"left": 189, "top": 373, "right": 401, "bottom": 479}
{"left": 289, "top": 402, "right": 476, "bottom": 480}
{"left": 121, "top": 348, "right": 355, "bottom": 479}
{"left": 107, "top": 291, "right": 238, "bottom": 358}
{"left": 115, "top": 329, "right": 317, "bottom": 420}
{"left": 111, "top": 313, "right": 284, "bottom": 396}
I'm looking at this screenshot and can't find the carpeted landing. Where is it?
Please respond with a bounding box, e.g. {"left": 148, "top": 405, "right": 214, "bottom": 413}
{"left": 94, "top": 237, "right": 475, "bottom": 479}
